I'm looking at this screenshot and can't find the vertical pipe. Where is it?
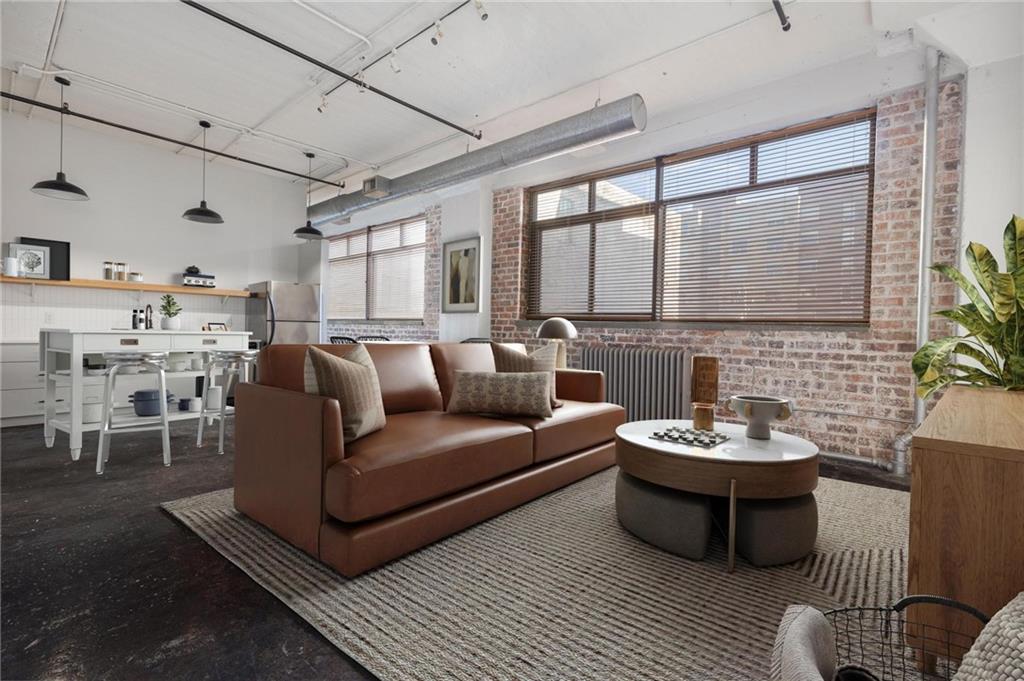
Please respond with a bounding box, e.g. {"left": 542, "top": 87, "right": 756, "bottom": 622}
{"left": 905, "top": 47, "right": 942, "bottom": 476}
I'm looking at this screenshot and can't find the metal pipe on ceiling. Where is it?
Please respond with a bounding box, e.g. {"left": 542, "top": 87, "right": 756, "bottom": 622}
{"left": 0, "top": 90, "right": 345, "bottom": 189}
{"left": 323, "top": 1, "right": 471, "bottom": 99}
{"left": 27, "top": 0, "right": 67, "bottom": 119}
{"left": 308, "top": 93, "right": 647, "bottom": 225}
{"left": 17, "top": 63, "right": 369, "bottom": 169}
{"left": 178, "top": 0, "right": 482, "bottom": 140}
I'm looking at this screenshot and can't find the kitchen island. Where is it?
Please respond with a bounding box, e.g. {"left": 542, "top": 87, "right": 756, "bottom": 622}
{"left": 39, "top": 328, "right": 251, "bottom": 461}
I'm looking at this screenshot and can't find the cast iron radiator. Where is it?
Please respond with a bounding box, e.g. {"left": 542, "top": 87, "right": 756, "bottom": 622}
{"left": 579, "top": 346, "right": 691, "bottom": 421}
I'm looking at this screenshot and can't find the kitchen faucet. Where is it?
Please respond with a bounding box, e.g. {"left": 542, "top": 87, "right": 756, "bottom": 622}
{"left": 144, "top": 304, "right": 153, "bottom": 330}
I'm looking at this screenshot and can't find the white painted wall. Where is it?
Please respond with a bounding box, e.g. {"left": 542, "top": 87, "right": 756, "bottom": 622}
{"left": 959, "top": 55, "right": 1024, "bottom": 268}
{"left": 437, "top": 180, "right": 492, "bottom": 341}
{"left": 1, "top": 112, "right": 305, "bottom": 290}
{"left": 320, "top": 178, "right": 493, "bottom": 342}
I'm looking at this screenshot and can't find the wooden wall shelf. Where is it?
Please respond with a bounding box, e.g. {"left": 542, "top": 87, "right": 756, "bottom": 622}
{"left": 0, "top": 275, "right": 250, "bottom": 299}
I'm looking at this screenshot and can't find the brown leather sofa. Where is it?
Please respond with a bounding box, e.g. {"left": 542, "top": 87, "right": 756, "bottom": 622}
{"left": 234, "top": 342, "right": 625, "bottom": 577}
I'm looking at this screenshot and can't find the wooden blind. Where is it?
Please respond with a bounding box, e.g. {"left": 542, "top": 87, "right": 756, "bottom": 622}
{"left": 526, "top": 111, "right": 875, "bottom": 323}
{"left": 327, "top": 216, "right": 427, "bottom": 321}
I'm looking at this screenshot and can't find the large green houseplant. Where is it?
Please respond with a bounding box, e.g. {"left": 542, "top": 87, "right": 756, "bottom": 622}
{"left": 913, "top": 215, "right": 1024, "bottom": 398}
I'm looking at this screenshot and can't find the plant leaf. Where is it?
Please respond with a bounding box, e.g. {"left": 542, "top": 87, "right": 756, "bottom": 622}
{"left": 990, "top": 269, "right": 1023, "bottom": 322}
{"left": 965, "top": 242, "right": 999, "bottom": 300}
{"left": 912, "top": 336, "right": 960, "bottom": 383}
{"left": 952, "top": 342, "right": 1001, "bottom": 376}
{"left": 932, "top": 264, "right": 996, "bottom": 323}
{"left": 935, "top": 305, "right": 998, "bottom": 342}
{"left": 916, "top": 374, "right": 959, "bottom": 399}
{"left": 1004, "top": 214, "right": 1024, "bottom": 271}
{"left": 1008, "top": 355, "right": 1024, "bottom": 384}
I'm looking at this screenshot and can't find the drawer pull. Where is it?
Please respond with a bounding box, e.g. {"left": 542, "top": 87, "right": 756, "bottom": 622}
{"left": 202, "top": 338, "right": 218, "bottom": 345}
{"left": 37, "top": 399, "right": 65, "bottom": 403}
{"left": 120, "top": 338, "right": 140, "bottom": 346}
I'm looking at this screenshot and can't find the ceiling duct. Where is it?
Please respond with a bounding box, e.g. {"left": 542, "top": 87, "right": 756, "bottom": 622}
{"left": 309, "top": 94, "right": 647, "bottom": 225}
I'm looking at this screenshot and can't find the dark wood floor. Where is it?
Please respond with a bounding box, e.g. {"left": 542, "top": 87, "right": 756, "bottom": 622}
{"left": 1, "top": 421, "right": 907, "bottom": 680}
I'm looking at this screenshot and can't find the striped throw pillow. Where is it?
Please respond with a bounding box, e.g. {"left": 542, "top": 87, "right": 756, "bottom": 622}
{"left": 304, "top": 344, "right": 386, "bottom": 443}
{"left": 491, "top": 341, "right": 563, "bottom": 408}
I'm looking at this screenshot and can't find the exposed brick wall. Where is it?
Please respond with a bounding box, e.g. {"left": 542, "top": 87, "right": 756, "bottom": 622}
{"left": 326, "top": 203, "right": 441, "bottom": 342}
{"left": 491, "top": 80, "right": 964, "bottom": 464}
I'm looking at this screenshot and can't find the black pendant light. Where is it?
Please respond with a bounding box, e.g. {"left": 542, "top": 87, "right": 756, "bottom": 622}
{"left": 182, "top": 120, "right": 224, "bottom": 223}
{"left": 293, "top": 152, "right": 323, "bottom": 240}
{"left": 31, "top": 77, "right": 89, "bottom": 201}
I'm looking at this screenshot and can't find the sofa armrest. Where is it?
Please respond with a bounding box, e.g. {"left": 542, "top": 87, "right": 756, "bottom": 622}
{"left": 233, "top": 382, "right": 344, "bottom": 557}
{"left": 555, "top": 369, "right": 605, "bottom": 403}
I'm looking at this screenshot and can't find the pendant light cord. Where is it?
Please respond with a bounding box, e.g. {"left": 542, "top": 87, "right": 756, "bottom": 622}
{"left": 58, "top": 83, "right": 65, "bottom": 173}
{"left": 201, "top": 127, "right": 207, "bottom": 202}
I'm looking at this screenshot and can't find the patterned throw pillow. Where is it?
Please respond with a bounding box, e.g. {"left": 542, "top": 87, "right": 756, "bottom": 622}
{"left": 304, "top": 345, "right": 386, "bottom": 443}
{"left": 446, "top": 371, "right": 553, "bottom": 418}
{"left": 491, "top": 342, "right": 563, "bottom": 408}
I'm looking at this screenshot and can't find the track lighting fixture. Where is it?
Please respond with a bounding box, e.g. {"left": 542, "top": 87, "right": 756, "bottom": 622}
{"left": 316, "top": 95, "right": 329, "bottom": 114}
{"left": 389, "top": 48, "right": 401, "bottom": 74}
{"left": 356, "top": 69, "right": 366, "bottom": 93}
{"left": 293, "top": 152, "right": 324, "bottom": 241}
{"left": 430, "top": 20, "right": 443, "bottom": 45}
{"left": 474, "top": 0, "right": 488, "bottom": 21}
{"left": 182, "top": 121, "right": 224, "bottom": 224}
{"left": 31, "top": 76, "right": 89, "bottom": 201}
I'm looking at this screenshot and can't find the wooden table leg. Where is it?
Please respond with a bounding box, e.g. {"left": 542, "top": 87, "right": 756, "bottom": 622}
{"left": 728, "top": 478, "right": 737, "bottom": 573}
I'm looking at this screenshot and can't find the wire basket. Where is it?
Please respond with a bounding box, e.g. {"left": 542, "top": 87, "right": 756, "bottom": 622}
{"left": 824, "top": 595, "right": 990, "bottom": 681}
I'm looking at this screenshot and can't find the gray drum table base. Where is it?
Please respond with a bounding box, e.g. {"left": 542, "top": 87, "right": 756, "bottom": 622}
{"left": 732, "top": 494, "right": 818, "bottom": 567}
{"left": 616, "top": 471, "right": 712, "bottom": 560}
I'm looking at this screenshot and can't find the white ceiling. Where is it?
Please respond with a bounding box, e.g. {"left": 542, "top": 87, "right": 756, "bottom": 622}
{"left": 3, "top": 1, "right": 1017, "bottom": 196}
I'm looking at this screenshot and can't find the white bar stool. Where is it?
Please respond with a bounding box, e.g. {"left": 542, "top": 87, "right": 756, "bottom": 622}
{"left": 197, "top": 349, "right": 258, "bottom": 455}
{"left": 96, "top": 351, "right": 171, "bottom": 475}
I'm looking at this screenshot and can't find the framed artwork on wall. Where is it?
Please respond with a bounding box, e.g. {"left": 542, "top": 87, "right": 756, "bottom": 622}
{"left": 442, "top": 236, "right": 480, "bottom": 313}
{"left": 9, "top": 243, "right": 50, "bottom": 279}
{"left": 20, "top": 237, "right": 70, "bottom": 280}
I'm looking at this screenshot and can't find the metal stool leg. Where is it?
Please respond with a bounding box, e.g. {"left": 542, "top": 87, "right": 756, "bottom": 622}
{"left": 218, "top": 363, "right": 232, "bottom": 455}
{"left": 197, "top": 360, "right": 213, "bottom": 446}
{"left": 96, "top": 365, "right": 119, "bottom": 475}
{"left": 156, "top": 365, "right": 171, "bottom": 467}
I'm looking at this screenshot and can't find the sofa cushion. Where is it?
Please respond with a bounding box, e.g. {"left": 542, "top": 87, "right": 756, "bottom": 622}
{"left": 447, "top": 371, "right": 553, "bottom": 418}
{"left": 492, "top": 341, "right": 562, "bottom": 408}
{"left": 499, "top": 399, "right": 625, "bottom": 463}
{"left": 303, "top": 345, "right": 386, "bottom": 444}
{"left": 430, "top": 342, "right": 528, "bottom": 408}
{"left": 259, "top": 343, "right": 442, "bottom": 414}
{"left": 324, "top": 411, "right": 534, "bottom": 522}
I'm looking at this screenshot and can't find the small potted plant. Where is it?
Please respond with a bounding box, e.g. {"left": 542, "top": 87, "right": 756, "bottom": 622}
{"left": 913, "top": 215, "right": 1024, "bottom": 397}
{"left": 160, "top": 294, "right": 183, "bottom": 330}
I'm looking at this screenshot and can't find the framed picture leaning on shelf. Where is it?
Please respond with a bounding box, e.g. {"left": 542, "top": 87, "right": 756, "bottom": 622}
{"left": 9, "top": 243, "right": 50, "bottom": 279}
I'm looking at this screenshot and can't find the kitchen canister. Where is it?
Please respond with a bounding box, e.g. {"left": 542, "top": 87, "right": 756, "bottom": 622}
{"left": 206, "top": 386, "right": 223, "bottom": 409}
{"left": 3, "top": 256, "right": 20, "bottom": 277}
{"left": 178, "top": 397, "right": 193, "bottom": 412}
{"left": 83, "top": 400, "right": 104, "bottom": 424}
{"left": 189, "top": 397, "right": 202, "bottom": 413}
{"left": 129, "top": 389, "right": 174, "bottom": 417}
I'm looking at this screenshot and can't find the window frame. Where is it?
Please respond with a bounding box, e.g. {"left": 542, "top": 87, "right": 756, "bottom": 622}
{"left": 525, "top": 108, "right": 876, "bottom": 324}
{"left": 326, "top": 214, "right": 428, "bottom": 322}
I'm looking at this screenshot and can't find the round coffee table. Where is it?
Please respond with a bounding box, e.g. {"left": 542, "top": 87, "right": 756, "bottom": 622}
{"left": 615, "top": 419, "right": 819, "bottom": 571}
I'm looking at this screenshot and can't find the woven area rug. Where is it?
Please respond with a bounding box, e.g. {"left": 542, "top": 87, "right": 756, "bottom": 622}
{"left": 163, "top": 469, "right": 908, "bottom": 681}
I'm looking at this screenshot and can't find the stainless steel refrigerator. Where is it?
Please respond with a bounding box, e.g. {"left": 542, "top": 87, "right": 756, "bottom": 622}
{"left": 246, "top": 281, "right": 321, "bottom": 346}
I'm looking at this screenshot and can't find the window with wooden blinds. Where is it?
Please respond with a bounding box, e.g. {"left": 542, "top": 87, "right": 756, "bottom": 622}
{"left": 326, "top": 215, "right": 427, "bottom": 321}
{"left": 526, "top": 110, "right": 875, "bottom": 323}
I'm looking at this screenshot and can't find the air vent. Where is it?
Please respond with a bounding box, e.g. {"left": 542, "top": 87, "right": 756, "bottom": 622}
{"left": 362, "top": 176, "right": 392, "bottom": 198}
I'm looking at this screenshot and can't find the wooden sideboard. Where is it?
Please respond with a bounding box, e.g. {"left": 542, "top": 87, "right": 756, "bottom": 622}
{"left": 909, "top": 385, "right": 1024, "bottom": 646}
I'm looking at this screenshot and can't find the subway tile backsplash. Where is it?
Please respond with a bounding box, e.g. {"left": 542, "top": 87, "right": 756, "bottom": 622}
{"left": 0, "top": 284, "right": 246, "bottom": 342}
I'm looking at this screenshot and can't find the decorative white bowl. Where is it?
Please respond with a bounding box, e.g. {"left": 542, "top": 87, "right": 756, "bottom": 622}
{"left": 726, "top": 395, "right": 794, "bottom": 440}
